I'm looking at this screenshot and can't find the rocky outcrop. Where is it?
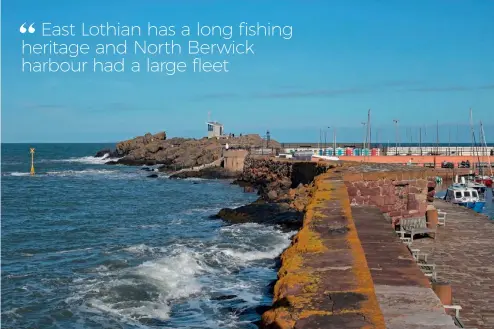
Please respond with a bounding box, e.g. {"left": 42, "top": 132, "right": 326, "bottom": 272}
{"left": 212, "top": 202, "right": 304, "bottom": 231}
{"left": 237, "top": 157, "right": 335, "bottom": 202}
{"left": 97, "top": 132, "right": 281, "bottom": 171}
{"left": 214, "top": 159, "right": 335, "bottom": 231}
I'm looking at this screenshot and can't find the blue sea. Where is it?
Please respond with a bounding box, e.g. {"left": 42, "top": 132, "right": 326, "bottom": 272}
{"left": 1, "top": 143, "right": 295, "bottom": 329}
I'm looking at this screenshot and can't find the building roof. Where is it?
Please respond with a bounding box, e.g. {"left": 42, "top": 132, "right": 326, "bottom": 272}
{"left": 207, "top": 121, "right": 223, "bottom": 126}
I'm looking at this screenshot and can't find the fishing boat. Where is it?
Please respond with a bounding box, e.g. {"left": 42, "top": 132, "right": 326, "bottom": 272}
{"left": 475, "top": 175, "right": 493, "bottom": 188}
{"left": 457, "top": 174, "right": 487, "bottom": 197}
{"left": 444, "top": 183, "right": 486, "bottom": 213}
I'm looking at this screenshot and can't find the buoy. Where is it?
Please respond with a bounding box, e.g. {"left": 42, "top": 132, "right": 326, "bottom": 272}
{"left": 30, "top": 148, "right": 35, "bottom": 175}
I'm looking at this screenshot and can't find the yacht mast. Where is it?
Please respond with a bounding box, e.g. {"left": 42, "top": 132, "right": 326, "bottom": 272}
{"left": 367, "top": 109, "right": 371, "bottom": 149}
{"left": 469, "top": 109, "right": 482, "bottom": 176}
{"left": 480, "top": 120, "right": 493, "bottom": 177}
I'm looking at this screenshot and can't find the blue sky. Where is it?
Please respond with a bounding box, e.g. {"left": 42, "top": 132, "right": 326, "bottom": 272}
{"left": 1, "top": 0, "right": 493, "bottom": 143}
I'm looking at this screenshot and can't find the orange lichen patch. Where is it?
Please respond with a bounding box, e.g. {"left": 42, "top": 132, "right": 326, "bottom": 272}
{"left": 293, "top": 226, "right": 327, "bottom": 253}
{"left": 261, "top": 308, "right": 296, "bottom": 329}
{"left": 298, "top": 310, "right": 333, "bottom": 318}
{"left": 278, "top": 251, "right": 304, "bottom": 275}
{"left": 286, "top": 294, "right": 316, "bottom": 308}
{"left": 274, "top": 272, "right": 316, "bottom": 294}
{"left": 310, "top": 209, "right": 328, "bottom": 220}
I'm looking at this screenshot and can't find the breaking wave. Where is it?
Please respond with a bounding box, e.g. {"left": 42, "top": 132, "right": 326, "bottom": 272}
{"left": 3, "top": 169, "right": 123, "bottom": 177}
{"left": 46, "top": 153, "right": 121, "bottom": 165}
{"left": 65, "top": 223, "right": 295, "bottom": 327}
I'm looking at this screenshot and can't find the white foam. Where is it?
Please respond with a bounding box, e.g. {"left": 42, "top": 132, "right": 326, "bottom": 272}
{"left": 85, "top": 298, "right": 171, "bottom": 323}
{"left": 4, "top": 169, "right": 123, "bottom": 177}
{"left": 184, "top": 177, "right": 206, "bottom": 181}
{"left": 48, "top": 154, "right": 121, "bottom": 165}
{"left": 6, "top": 172, "right": 31, "bottom": 176}
{"left": 55, "top": 247, "right": 93, "bottom": 254}
{"left": 217, "top": 223, "right": 295, "bottom": 263}
{"left": 46, "top": 169, "right": 118, "bottom": 177}
{"left": 123, "top": 244, "right": 165, "bottom": 255}
{"left": 134, "top": 251, "right": 205, "bottom": 299}
{"left": 220, "top": 247, "right": 284, "bottom": 262}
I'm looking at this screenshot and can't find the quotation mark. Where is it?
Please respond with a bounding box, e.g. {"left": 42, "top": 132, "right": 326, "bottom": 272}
{"left": 20, "top": 23, "right": 36, "bottom": 34}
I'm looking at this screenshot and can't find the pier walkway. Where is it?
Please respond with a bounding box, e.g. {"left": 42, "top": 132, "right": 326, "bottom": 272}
{"left": 352, "top": 206, "right": 457, "bottom": 329}
{"left": 413, "top": 200, "right": 494, "bottom": 329}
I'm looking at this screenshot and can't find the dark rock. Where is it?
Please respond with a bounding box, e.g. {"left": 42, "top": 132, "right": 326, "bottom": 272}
{"left": 243, "top": 186, "right": 256, "bottom": 193}
{"left": 267, "top": 190, "right": 278, "bottom": 200}
{"left": 95, "top": 149, "right": 112, "bottom": 158}
{"left": 212, "top": 202, "right": 303, "bottom": 231}
{"left": 141, "top": 167, "right": 153, "bottom": 171}
{"left": 210, "top": 294, "right": 237, "bottom": 301}
{"left": 232, "top": 180, "right": 254, "bottom": 188}
{"left": 254, "top": 305, "right": 272, "bottom": 315}
{"left": 147, "top": 174, "right": 158, "bottom": 178}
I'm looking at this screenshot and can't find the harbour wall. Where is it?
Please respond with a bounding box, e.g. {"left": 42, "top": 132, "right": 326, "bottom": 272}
{"left": 338, "top": 155, "right": 494, "bottom": 169}
{"left": 343, "top": 170, "right": 433, "bottom": 226}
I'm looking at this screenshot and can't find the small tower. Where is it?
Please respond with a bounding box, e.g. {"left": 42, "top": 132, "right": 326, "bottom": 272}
{"left": 30, "top": 148, "right": 35, "bottom": 175}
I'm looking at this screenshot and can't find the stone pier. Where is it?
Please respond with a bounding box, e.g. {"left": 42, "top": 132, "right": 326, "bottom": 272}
{"left": 248, "top": 159, "right": 469, "bottom": 329}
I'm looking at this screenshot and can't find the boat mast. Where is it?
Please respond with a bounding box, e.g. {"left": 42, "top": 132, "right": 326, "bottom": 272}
{"left": 362, "top": 122, "right": 368, "bottom": 149}
{"left": 436, "top": 120, "right": 439, "bottom": 155}
{"left": 367, "top": 109, "right": 371, "bottom": 149}
{"left": 469, "top": 109, "right": 482, "bottom": 176}
{"left": 333, "top": 129, "right": 336, "bottom": 152}
{"left": 419, "top": 127, "right": 422, "bottom": 155}
{"left": 480, "top": 120, "right": 492, "bottom": 177}
{"left": 393, "top": 119, "right": 399, "bottom": 155}
{"left": 448, "top": 126, "right": 451, "bottom": 155}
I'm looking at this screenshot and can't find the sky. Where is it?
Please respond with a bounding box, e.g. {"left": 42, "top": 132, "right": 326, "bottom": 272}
{"left": 1, "top": 0, "right": 493, "bottom": 143}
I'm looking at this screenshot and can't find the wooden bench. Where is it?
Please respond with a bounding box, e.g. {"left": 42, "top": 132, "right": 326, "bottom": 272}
{"left": 418, "top": 262, "right": 437, "bottom": 280}
{"left": 410, "top": 248, "right": 428, "bottom": 262}
{"left": 399, "top": 217, "right": 437, "bottom": 242}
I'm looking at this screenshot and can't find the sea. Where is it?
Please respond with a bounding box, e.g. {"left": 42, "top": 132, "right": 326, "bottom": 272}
{"left": 1, "top": 143, "right": 295, "bottom": 329}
